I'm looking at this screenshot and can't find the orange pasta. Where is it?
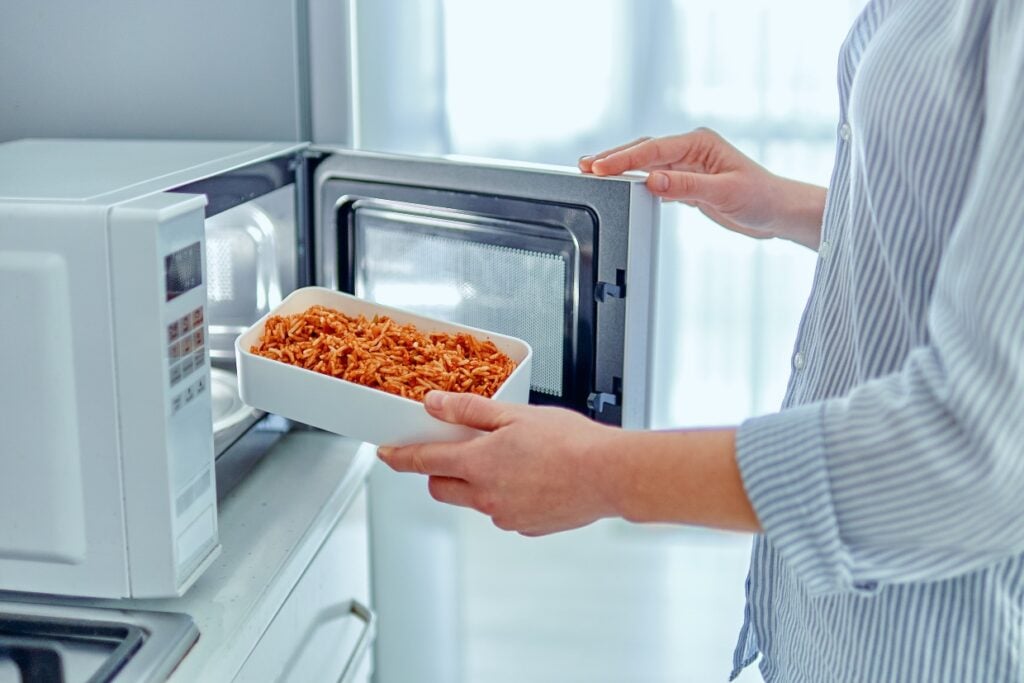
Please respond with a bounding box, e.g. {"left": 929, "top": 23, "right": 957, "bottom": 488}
{"left": 250, "top": 304, "right": 516, "bottom": 401}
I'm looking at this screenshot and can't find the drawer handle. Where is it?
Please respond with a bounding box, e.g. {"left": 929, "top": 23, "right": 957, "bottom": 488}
{"left": 337, "top": 600, "right": 376, "bottom": 683}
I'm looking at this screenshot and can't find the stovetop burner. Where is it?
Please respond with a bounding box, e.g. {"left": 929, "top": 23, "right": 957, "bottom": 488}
{"left": 0, "top": 615, "right": 144, "bottom": 683}
{"left": 0, "top": 600, "right": 196, "bottom": 683}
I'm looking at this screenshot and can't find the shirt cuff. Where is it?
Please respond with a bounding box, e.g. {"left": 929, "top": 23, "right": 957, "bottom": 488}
{"left": 736, "top": 403, "right": 853, "bottom": 595}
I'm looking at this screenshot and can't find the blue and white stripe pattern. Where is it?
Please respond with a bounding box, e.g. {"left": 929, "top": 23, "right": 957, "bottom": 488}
{"left": 732, "top": 0, "right": 1024, "bottom": 680}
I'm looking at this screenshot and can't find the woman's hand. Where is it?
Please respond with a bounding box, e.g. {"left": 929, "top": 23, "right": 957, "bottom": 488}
{"left": 377, "top": 392, "right": 620, "bottom": 536}
{"left": 377, "top": 392, "right": 762, "bottom": 536}
{"left": 579, "top": 129, "right": 826, "bottom": 249}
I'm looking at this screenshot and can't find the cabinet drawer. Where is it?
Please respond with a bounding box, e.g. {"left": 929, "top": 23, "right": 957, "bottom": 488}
{"left": 234, "top": 487, "right": 373, "bottom": 683}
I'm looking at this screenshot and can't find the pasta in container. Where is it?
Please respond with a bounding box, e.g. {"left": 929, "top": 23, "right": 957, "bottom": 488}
{"left": 235, "top": 287, "right": 532, "bottom": 446}
{"left": 250, "top": 305, "right": 517, "bottom": 401}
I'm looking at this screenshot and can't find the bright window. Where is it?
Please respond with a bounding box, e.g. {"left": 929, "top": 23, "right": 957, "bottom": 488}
{"left": 417, "top": 0, "right": 867, "bottom": 426}
{"left": 442, "top": 0, "right": 624, "bottom": 153}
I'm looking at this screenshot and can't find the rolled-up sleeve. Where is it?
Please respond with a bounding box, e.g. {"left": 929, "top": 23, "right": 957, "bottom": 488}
{"left": 736, "top": 1, "right": 1024, "bottom": 597}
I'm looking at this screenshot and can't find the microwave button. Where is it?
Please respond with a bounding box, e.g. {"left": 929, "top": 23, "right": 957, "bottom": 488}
{"left": 192, "top": 328, "right": 204, "bottom": 349}
{"left": 170, "top": 363, "right": 182, "bottom": 386}
{"left": 195, "top": 375, "right": 207, "bottom": 395}
{"left": 181, "top": 355, "right": 194, "bottom": 377}
{"left": 185, "top": 384, "right": 196, "bottom": 403}
{"left": 182, "top": 335, "right": 194, "bottom": 355}
{"left": 172, "top": 394, "right": 184, "bottom": 413}
{"left": 193, "top": 349, "right": 205, "bottom": 370}
{"left": 169, "top": 340, "right": 182, "bottom": 360}
{"left": 192, "top": 307, "right": 204, "bottom": 327}
{"left": 168, "top": 320, "right": 179, "bottom": 343}
{"left": 180, "top": 314, "right": 192, "bottom": 334}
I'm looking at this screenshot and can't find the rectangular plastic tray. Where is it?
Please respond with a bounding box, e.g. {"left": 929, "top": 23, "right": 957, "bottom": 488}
{"left": 235, "top": 287, "right": 533, "bottom": 446}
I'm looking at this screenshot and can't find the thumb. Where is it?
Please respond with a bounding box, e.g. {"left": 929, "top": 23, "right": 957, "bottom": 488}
{"left": 424, "top": 391, "right": 513, "bottom": 432}
{"left": 647, "top": 170, "right": 724, "bottom": 204}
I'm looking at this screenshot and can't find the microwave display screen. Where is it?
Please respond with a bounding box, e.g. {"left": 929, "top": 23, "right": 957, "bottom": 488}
{"left": 165, "top": 242, "right": 203, "bottom": 301}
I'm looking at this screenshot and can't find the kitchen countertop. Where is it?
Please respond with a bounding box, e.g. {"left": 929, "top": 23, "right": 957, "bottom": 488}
{"left": 100, "top": 431, "right": 376, "bottom": 681}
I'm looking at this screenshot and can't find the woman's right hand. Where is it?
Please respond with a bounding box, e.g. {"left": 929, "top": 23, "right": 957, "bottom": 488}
{"left": 579, "top": 129, "right": 825, "bottom": 249}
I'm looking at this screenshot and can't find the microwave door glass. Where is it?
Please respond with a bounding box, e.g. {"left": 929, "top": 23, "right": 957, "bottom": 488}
{"left": 353, "top": 206, "right": 572, "bottom": 400}
{"left": 314, "top": 149, "right": 658, "bottom": 426}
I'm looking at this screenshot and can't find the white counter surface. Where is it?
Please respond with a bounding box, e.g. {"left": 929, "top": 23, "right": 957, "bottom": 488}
{"left": 104, "top": 431, "right": 376, "bottom": 681}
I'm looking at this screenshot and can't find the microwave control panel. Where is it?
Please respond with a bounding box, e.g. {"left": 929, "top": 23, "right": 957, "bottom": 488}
{"left": 156, "top": 220, "right": 216, "bottom": 585}
{"left": 166, "top": 304, "right": 207, "bottom": 412}
{"left": 162, "top": 239, "right": 209, "bottom": 415}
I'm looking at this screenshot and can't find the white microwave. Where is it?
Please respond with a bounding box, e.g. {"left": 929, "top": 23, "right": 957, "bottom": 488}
{"left": 0, "top": 138, "right": 658, "bottom": 599}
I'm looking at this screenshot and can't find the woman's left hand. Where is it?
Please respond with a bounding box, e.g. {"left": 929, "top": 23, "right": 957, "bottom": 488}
{"left": 377, "top": 391, "right": 619, "bottom": 536}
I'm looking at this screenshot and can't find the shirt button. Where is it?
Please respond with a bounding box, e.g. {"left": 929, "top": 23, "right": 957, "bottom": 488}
{"left": 793, "top": 351, "right": 806, "bottom": 371}
{"left": 819, "top": 240, "right": 833, "bottom": 260}
{"left": 839, "top": 123, "right": 852, "bottom": 141}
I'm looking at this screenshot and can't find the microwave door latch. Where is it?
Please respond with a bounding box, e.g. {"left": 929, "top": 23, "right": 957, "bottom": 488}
{"left": 591, "top": 273, "right": 626, "bottom": 418}
{"left": 587, "top": 391, "right": 618, "bottom": 414}
{"left": 594, "top": 281, "right": 625, "bottom": 303}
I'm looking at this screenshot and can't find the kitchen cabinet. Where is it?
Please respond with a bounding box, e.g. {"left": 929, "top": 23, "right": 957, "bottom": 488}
{"left": 234, "top": 488, "right": 372, "bottom": 682}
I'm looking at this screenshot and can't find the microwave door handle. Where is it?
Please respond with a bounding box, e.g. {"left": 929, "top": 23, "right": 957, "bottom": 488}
{"left": 336, "top": 600, "right": 377, "bottom": 683}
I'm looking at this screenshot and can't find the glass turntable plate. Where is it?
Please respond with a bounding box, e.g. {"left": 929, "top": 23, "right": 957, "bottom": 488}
{"left": 211, "top": 368, "right": 260, "bottom": 454}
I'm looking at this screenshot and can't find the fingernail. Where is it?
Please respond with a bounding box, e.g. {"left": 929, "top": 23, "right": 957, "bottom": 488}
{"left": 650, "top": 172, "right": 669, "bottom": 192}
{"left": 425, "top": 392, "right": 446, "bottom": 411}
{"left": 377, "top": 446, "right": 393, "bottom": 459}
{"left": 578, "top": 155, "right": 594, "bottom": 166}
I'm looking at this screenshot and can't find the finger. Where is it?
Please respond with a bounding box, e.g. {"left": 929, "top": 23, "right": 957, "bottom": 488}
{"left": 646, "top": 170, "right": 725, "bottom": 204}
{"left": 579, "top": 136, "right": 651, "bottom": 173}
{"left": 377, "top": 442, "right": 468, "bottom": 478}
{"left": 641, "top": 161, "right": 707, "bottom": 174}
{"left": 592, "top": 136, "right": 653, "bottom": 161}
{"left": 592, "top": 130, "right": 713, "bottom": 176}
{"left": 424, "top": 391, "right": 517, "bottom": 431}
{"left": 427, "top": 476, "right": 476, "bottom": 508}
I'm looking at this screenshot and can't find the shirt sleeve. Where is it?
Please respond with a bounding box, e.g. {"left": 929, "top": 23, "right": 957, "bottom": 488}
{"left": 736, "top": 1, "right": 1024, "bottom": 597}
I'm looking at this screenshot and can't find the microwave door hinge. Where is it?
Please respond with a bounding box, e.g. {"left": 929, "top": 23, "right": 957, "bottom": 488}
{"left": 587, "top": 391, "right": 619, "bottom": 414}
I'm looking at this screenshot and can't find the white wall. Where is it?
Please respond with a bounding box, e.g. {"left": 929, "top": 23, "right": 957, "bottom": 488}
{"left": 0, "top": 0, "right": 353, "bottom": 144}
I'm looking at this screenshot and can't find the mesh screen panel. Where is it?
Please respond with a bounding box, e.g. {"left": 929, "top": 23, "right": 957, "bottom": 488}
{"left": 355, "top": 221, "right": 568, "bottom": 397}
{"left": 206, "top": 233, "right": 236, "bottom": 303}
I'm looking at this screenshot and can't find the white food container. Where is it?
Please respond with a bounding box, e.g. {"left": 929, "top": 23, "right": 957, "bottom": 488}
{"left": 235, "top": 287, "right": 533, "bottom": 446}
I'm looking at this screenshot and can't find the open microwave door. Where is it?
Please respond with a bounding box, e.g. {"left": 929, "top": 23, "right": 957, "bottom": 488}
{"left": 310, "top": 149, "right": 659, "bottom": 428}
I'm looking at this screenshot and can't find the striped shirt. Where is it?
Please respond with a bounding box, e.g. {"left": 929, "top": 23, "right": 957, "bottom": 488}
{"left": 732, "top": 0, "right": 1024, "bottom": 680}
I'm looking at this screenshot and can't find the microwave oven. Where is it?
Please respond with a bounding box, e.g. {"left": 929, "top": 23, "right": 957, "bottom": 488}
{"left": 0, "top": 138, "right": 658, "bottom": 599}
